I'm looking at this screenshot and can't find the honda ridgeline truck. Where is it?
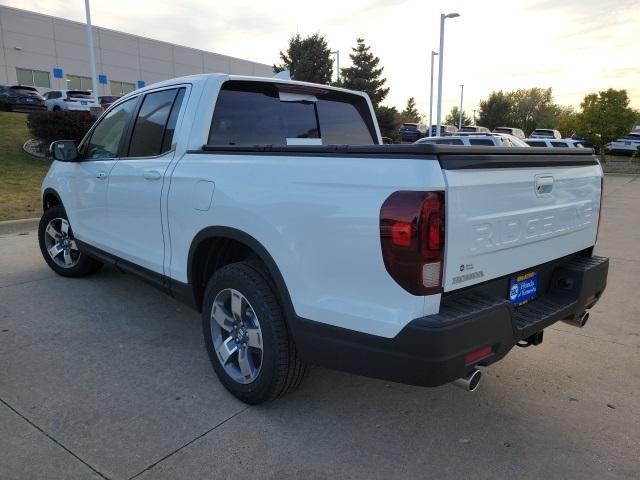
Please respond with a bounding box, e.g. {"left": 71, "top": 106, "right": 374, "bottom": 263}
{"left": 39, "top": 74, "right": 609, "bottom": 403}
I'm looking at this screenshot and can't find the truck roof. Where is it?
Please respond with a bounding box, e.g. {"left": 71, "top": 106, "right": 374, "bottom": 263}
{"left": 128, "top": 73, "right": 370, "bottom": 99}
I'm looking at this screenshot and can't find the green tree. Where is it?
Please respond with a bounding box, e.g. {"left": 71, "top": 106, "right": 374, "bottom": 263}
{"left": 399, "top": 97, "right": 422, "bottom": 123}
{"left": 376, "top": 105, "right": 401, "bottom": 142}
{"left": 477, "top": 90, "right": 513, "bottom": 130}
{"left": 274, "top": 33, "right": 333, "bottom": 84}
{"left": 556, "top": 106, "right": 580, "bottom": 138}
{"left": 509, "top": 87, "right": 560, "bottom": 135}
{"left": 577, "top": 89, "right": 637, "bottom": 147}
{"left": 340, "top": 38, "right": 390, "bottom": 108}
{"left": 444, "top": 105, "right": 472, "bottom": 128}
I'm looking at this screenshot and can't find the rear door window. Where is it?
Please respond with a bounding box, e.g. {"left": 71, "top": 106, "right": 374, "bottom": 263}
{"left": 208, "top": 81, "right": 376, "bottom": 146}
{"left": 435, "top": 138, "right": 464, "bottom": 145}
{"left": 128, "top": 88, "right": 185, "bottom": 157}
{"left": 526, "top": 141, "right": 546, "bottom": 147}
{"left": 550, "top": 141, "right": 569, "bottom": 148}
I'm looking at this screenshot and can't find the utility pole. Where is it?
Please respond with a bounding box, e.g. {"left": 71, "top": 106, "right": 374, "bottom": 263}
{"left": 84, "top": 0, "right": 99, "bottom": 98}
{"left": 428, "top": 51, "right": 438, "bottom": 136}
{"left": 458, "top": 84, "right": 464, "bottom": 129}
{"left": 436, "top": 12, "right": 460, "bottom": 136}
{"left": 331, "top": 50, "right": 340, "bottom": 84}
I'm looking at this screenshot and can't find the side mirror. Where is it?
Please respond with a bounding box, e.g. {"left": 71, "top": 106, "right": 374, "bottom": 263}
{"left": 50, "top": 140, "right": 78, "bottom": 162}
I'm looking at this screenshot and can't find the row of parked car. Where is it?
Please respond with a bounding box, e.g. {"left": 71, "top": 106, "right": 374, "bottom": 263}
{"left": 399, "top": 122, "right": 594, "bottom": 150}
{"left": 0, "top": 84, "right": 119, "bottom": 113}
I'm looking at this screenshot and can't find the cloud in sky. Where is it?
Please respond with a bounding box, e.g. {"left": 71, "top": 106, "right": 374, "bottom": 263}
{"left": 2, "top": 0, "right": 639, "bottom": 117}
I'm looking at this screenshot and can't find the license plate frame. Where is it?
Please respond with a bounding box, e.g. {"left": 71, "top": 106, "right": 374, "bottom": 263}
{"left": 509, "top": 271, "right": 538, "bottom": 307}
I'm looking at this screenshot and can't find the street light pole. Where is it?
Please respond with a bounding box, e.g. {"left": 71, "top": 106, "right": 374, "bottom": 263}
{"left": 473, "top": 109, "right": 477, "bottom": 125}
{"left": 428, "top": 51, "right": 438, "bottom": 136}
{"left": 84, "top": 0, "right": 99, "bottom": 98}
{"left": 331, "top": 50, "right": 340, "bottom": 84}
{"left": 458, "top": 84, "right": 464, "bottom": 129}
{"left": 436, "top": 12, "right": 460, "bottom": 137}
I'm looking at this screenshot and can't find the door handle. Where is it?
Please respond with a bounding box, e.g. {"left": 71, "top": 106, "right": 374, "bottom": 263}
{"left": 143, "top": 170, "right": 162, "bottom": 181}
{"left": 96, "top": 171, "right": 108, "bottom": 179}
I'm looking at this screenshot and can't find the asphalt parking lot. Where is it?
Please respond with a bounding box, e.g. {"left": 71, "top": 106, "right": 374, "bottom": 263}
{"left": 1, "top": 175, "right": 639, "bottom": 480}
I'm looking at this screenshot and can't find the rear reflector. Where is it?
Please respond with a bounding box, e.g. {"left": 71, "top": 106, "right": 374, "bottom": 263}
{"left": 465, "top": 345, "right": 493, "bottom": 365}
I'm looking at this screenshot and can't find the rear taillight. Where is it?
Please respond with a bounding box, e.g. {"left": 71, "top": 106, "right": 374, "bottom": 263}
{"left": 596, "top": 176, "right": 603, "bottom": 243}
{"left": 380, "top": 191, "right": 445, "bottom": 295}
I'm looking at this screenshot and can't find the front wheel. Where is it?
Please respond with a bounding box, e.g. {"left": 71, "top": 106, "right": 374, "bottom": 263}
{"left": 202, "top": 262, "right": 306, "bottom": 404}
{"left": 38, "top": 205, "right": 102, "bottom": 277}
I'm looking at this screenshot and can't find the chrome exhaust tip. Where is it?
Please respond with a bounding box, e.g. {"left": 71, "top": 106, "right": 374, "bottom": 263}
{"left": 563, "top": 310, "right": 589, "bottom": 328}
{"left": 452, "top": 369, "right": 481, "bottom": 392}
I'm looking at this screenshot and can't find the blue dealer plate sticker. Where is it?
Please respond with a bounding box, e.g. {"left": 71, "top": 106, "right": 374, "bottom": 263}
{"left": 509, "top": 272, "right": 538, "bottom": 306}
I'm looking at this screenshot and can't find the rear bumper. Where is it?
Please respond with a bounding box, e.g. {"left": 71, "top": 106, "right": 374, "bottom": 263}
{"left": 291, "top": 254, "right": 609, "bottom": 387}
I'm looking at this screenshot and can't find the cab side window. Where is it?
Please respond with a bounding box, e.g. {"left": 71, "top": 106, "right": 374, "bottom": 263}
{"left": 127, "top": 88, "right": 185, "bottom": 157}
{"left": 83, "top": 98, "right": 137, "bottom": 160}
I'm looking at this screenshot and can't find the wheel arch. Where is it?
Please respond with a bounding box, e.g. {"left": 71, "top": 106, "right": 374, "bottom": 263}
{"left": 184, "top": 226, "right": 296, "bottom": 321}
{"left": 42, "top": 188, "right": 63, "bottom": 212}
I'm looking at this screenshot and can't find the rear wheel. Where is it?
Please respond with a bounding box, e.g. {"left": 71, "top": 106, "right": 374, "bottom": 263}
{"left": 38, "top": 205, "right": 102, "bottom": 277}
{"left": 202, "top": 262, "right": 306, "bottom": 404}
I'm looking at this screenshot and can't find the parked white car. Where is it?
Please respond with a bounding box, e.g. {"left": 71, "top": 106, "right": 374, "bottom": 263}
{"left": 459, "top": 125, "right": 491, "bottom": 134}
{"left": 416, "top": 133, "right": 528, "bottom": 147}
{"left": 493, "top": 127, "right": 525, "bottom": 139}
{"left": 529, "top": 129, "right": 562, "bottom": 139}
{"left": 40, "top": 73, "right": 608, "bottom": 403}
{"left": 604, "top": 132, "right": 640, "bottom": 156}
{"left": 44, "top": 89, "right": 100, "bottom": 112}
{"left": 525, "top": 138, "right": 586, "bottom": 148}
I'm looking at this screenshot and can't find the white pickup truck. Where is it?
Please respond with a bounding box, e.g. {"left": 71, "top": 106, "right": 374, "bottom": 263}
{"left": 39, "top": 74, "right": 609, "bottom": 404}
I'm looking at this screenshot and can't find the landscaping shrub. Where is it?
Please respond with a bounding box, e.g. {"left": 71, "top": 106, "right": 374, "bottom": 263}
{"left": 26, "top": 110, "right": 95, "bottom": 147}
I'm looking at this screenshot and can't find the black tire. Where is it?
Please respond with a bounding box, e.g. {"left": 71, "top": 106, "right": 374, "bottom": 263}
{"left": 202, "top": 262, "right": 306, "bottom": 404}
{"left": 38, "top": 205, "right": 102, "bottom": 277}
{"left": 52, "top": 105, "right": 61, "bottom": 111}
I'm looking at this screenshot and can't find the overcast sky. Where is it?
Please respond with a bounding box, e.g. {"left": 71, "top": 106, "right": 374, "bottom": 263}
{"left": 3, "top": 0, "right": 639, "bottom": 117}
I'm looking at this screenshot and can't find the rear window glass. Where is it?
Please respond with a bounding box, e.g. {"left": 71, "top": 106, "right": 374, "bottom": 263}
{"left": 459, "top": 126, "right": 477, "bottom": 132}
{"left": 10, "top": 86, "right": 39, "bottom": 95}
{"left": 208, "top": 81, "right": 376, "bottom": 146}
{"left": 68, "top": 90, "right": 92, "bottom": 98}
{"left": 550, "top": 141, "right": 568, "bottom": 148}
{"left": 469, "top": 138, "right": 495, "bottom": 146}
{"left": 526, "top": 140, "right": 546, "bottom": 147}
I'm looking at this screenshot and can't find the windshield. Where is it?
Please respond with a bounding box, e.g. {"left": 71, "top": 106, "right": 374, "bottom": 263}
{"left": 10, "top": 86, "right": 39, "bottom": 96}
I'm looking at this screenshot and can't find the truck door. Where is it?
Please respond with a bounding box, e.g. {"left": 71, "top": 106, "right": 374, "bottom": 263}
{"left": 106, "top": 87, "right": 186, "bottom": 275}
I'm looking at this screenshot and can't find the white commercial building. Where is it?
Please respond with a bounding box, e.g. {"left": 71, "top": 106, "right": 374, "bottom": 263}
{"left": 0, "top": 5, "right": 273, "bottom": 96}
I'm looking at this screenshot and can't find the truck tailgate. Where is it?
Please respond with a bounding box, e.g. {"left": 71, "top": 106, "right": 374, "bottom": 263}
{"left": 440, "top": 152, "right": 602, "bottom": 292}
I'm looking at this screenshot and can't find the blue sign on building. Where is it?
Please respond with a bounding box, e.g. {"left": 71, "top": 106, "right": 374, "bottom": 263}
{"left": 98, "top": 75, "right": 108, "bottom": 84}
{"left": 137, "top": 80, "right": 145, "bottom": 89}
{"left": 53, "top": 68, "right": 63, "bottom": 79}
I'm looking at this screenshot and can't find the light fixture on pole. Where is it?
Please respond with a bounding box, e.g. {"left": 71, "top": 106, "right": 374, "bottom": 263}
{"left": 84, "top": 0, "right": 99, "bottom": 98}
{"left": 331, "top": 50, "right": 340, "bottom": 83}
{"left": 435, "top": 12, "right": 460, "bottom": 137}
{"left": 458, "top": 84, "right": 464, "bottom": 129}
{"left": 428, "top": 50, "right": 438, "bottom": 136}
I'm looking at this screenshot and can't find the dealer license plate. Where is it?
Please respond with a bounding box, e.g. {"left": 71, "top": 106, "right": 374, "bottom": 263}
{"left": 509, "top": 271, "right": 538, "bottom": 306}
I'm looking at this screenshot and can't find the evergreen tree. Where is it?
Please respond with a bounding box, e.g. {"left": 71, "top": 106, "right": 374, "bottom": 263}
{"left": 400, "top": 97, "right": 422, "bottom": 123}
{"left": 274, "top": 33, "right": 333, "bottom": 84}
{"left": 340, "top": 38, "right": 389, "bottom": 108}
{"left": 445, "top": 106, "right": 472, "bottom": 127}
{"left": 376, "top": 105, "right": 401, "bottom": 142}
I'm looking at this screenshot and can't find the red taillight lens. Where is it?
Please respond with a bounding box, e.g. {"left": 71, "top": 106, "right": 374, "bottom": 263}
{"left": 380, "top": 191, "right": 445, "bottom": 295}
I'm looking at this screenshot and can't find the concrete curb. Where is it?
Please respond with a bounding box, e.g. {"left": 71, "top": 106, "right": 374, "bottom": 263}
{"left": 0, "top": 217, "right": 39, "bottom": 235}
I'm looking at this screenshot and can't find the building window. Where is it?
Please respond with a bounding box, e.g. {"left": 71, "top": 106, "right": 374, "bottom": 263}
{"left": 67, "top": 75, "right": 93, "bottom": 91}
{"left": 16, "top": 68, "right": 51, "bottom": 88}
{"left": 110, "top": 80, "right": 136, "bottom": 95}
